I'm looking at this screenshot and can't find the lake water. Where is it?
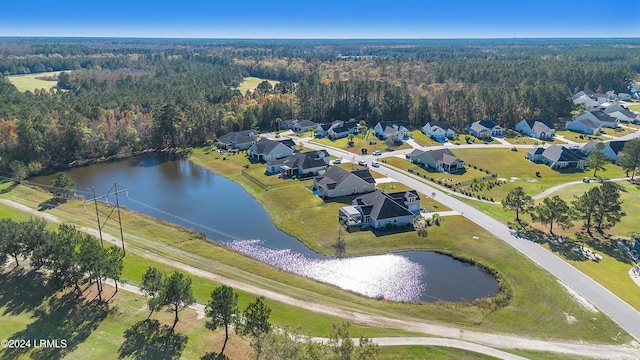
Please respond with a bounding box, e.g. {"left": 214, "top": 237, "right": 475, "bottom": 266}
{"left": 33, "top": 153, "right": 498, "bottom": 303}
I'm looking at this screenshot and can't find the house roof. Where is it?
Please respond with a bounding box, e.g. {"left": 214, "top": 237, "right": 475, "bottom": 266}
{"left": 278, "top": 139, "right": 296, "bottom": 149}
{"left": 354, "top": 191, "right": 414, "bottom": 220}
{"left": 269, "top": 150, "right": 329, "bottom": 170}
{"left": 609, "top": 108, "right": 638, "bottom": 120}
{"left": 430, "top": 121, "right": 454, "bottom": 131}
{"left": 603, "top": 104, "right": 627, "bottom": 114}
{"left": 316, "top": 167, "right": 376, "bottom": 190}
{"left": 542, "top": 145, "right": 587, "bottom": 163}
{"left": 425, "top": 148, "right": 463, "bottom": 165}
{"left": 469, "top": 120, "right": 500, "bottom": 133}
{"left": 522, "top": 118, "right": 554, "bottom": 131}
{"left": 569, "top": 118, "right": 601, "bottom": 130}
{"left": 331, "top": 121, "right": 357, "bottom": 134}
{"left": 592, "top": 111, "right": 618, "bottom": 124}
{"left": 609, "top": 140, "right": 627, "bottom": 155}
{"left": 377, "top": 121, "right": 408, "bottom": 130}
{"left": 299, "top": 119, "right": 318, "bottom": 127}
{"left": 251, "top": 138, "right": 281, "bottom": 154}
{"left": 527, "top": 147, "right": 545, "bottom": 156}
{"left": 218, "top": 130, "right": 257, "bottom": 144}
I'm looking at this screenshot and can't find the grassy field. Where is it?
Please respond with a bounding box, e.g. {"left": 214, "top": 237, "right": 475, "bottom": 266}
{"left": 555, "top": 130, "right": 606, "bottom": 143}
{"left": 628, "top": 104, "right": 640, "bottom": 112}
{"left": 409, "top": 131, "right": 448, "bottom": 147}
{"left": 235, "top": 76, "right": 279, "bottom": 93}
{"left": 383, "top": 156, "right": 493, "bottom": 185}
{"left": 450, "top": 148, "right": 627, "bottom": 201}
{"left": 7, "top": 71, "right": 68, "bottom": 92}
{"left": 311, "top": 130, "right": 411, "bottom": 155}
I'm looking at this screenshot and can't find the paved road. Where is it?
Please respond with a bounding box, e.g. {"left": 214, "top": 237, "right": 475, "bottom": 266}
{"left": 304, "top": 131, "right": 640, "bottom": 343}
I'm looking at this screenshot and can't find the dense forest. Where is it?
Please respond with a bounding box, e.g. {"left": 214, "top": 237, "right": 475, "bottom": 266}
{"left": 0, "top": 37, "right": 639, "bottom": 175}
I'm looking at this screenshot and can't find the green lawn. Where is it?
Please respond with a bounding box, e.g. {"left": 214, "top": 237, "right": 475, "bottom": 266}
{"left": 601, "top": 126, "right": 638, "bottom": 137}
{"left": 311, "top": 130, "right": 411, "bottom": 155}
{"left": 409, "top": 131, "right": 448, "bottom": 147}
{"left": 450, "top": 148, "right": 627, "bottom": 201}
{"left": 555, "top": 130, "right": 605, "bottom": 143}
{"left": 382, "top": 156, "right": 491, "bottom": 185}
{"left": 7, "top": 71, "right": 68, "bottom": 92}
{"left": 503, "top": 135, "right": 565, "bottom": 145}
{"left": 627, "top": 104, "right": 640, "bottom": 112}
{"left": 235, "top": 76, "right": 279, "bottom": 93}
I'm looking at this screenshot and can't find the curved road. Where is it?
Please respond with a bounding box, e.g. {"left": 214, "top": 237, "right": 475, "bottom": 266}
{"left": 304, "top": 133, "right": 640, "bottom": 343}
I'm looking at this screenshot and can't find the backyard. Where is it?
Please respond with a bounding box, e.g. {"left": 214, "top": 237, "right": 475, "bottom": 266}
{"left": 311, "top": 130, "right": 411, "bottom": 155}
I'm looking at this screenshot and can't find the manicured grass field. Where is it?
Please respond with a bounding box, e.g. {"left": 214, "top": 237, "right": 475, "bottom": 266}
{"left": 601, "top": 126, "right": 638, "bottom": 136}
{"left": 7, "top": 71, "right": 68, "bottom": 92}
{"left": 627, "top": 104, "right": 640, "bottom": 112}
{"left": 409, "top": 131, "right": 448, "bottom": 147}
{"left": 382, "top": 156, "right": 492, "bottom": 185}
{"left": 450, "top": 148, "right": 627, "bottom": 201}
{"left": 555, "top": 130, "right": 605, "bottom": 143}
{"left": 311, "top": 130, "right": 411, "bottom": 155}
{"left": 235, "top": 76, "right": 279, "bottom": 93}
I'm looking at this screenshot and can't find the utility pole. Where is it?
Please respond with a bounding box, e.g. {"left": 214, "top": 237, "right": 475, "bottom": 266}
{"left": 84, "top": 181, "right": 128, "bottom": 257}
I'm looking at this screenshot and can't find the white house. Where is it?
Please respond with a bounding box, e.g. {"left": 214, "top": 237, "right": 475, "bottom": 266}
{"left": 515, "top": 119, "right": 555, "bottom": 140}
{"left": 468, "top": 120, "right": 502, "bottom": 139}
{"left": 582, "top": 141, "right": 627, "bottom": 162}
{"left": 338, "top": 190, "right": 420, "bottom": 229}
{"left": 248, "top": 138, "right": 295, "bottom": 162}
{"left": 265, "top": 150, "right": 330, "bottom": 177}
{"left": 526, "top": 145, "right": 586, "bottom": 170}
{"left": 604, "top": 105, "right": 639, "bottom": 123}
{"left": 374, "top": 121, "right": 410, "bottom": 141}
{"left": 406, "top": 148, "right": 465, "bottom": 173}
{"left": 422, "top": 121, "right": 455, "bottom": 140}
{"left": 565, "top": 118, "right": 602, "bottom": 135}
{"left": 574, "top": 111, "right": 619, "bottom": 129}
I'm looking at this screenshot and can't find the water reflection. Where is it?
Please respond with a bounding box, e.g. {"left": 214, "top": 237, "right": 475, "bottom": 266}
{"left": 228, "top": 240, "right": 425, "bottom": 302}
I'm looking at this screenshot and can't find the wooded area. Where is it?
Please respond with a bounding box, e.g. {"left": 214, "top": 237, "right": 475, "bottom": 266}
{"left": 1, "top": 38, "right": 638, "bottom": 175}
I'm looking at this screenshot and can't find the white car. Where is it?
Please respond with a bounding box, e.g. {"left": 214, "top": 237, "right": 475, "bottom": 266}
{"left": 372, "top": 150, "right": 382, "bottom": 156}
{"left": 371, "top": 161, "right": 380, "bottom": 167}
{"left": 332, "top": 159, "right": 342, "bottom": 164}
{"left": 357, "top": 160, "right": 367, "bottom": 166}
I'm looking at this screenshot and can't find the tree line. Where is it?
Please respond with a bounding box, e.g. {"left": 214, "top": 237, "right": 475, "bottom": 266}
{"left": 1, "top": 38, "right": 637, "bottom": 177}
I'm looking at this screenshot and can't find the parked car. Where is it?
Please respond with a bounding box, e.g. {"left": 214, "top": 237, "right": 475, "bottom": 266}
{"left": 332, "top": 158, "right": 342, "bottom": 164}
{"left": 371, "top": 161, "right": 380, "bottom": 167}
{"left": 583, "top": 177, "right": 590, "bottom": 183}
{"left": 372, "top": 150, "right": 382, "bottom": 156}
{"left": 358, "top": 159, "right": 367, "bottom": 166}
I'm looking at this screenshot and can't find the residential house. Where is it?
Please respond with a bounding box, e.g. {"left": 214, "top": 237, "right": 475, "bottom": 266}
{"left": 574, "top": 111, "right": 619, "bottom": 129}
{"left": 287, "top": 119, "right": 318, "bottom": 133}
{"left": 338, "top": 190, "right": 420, "bottom": 229}
{"left": 265, "top": 150, "right": 330, "bottom": 177}
{"left": 217, "top": 130, "right": 258, "bottom": 150}
{"left": 526, "top": 145, "right": 587, "bottom": 170}
{"left": 313, "top": 166, "right": 376, "bottom": 198}
{"left": 565, "top": 118, "right": 602, "bottom": 135}
{"left": 374, "top": 121, "right": 410, "bottom": 141}
{"left": 515, "top": 118, "right": 555, "bottom": 140}
{"left": 422, "top": 121, "right": 455, "bottom": 140}
{"left": 582, "top": 140, "right": 627, "bottom": 162}
{"left": 618, "top": 93, "right": 632, "bottom": 101}
{"left": 468, "top": 120, "right": 503, "bottom": 139}
{"left": 604, "top": 105, "right": 639, "bottom": 123}
{"left": 314, "top": 123, "right": 333, "bottom": 138}
{"left": 248, "top": 138, "right": 295, "bottom": 162}
{"left": 327, "top": 121, "right": 358, "bottom": 140}
{"left": 406, "top": 148, "right": 465, "bottom": 173}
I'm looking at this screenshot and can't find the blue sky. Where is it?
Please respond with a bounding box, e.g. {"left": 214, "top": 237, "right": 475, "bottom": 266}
{"left": 2, "top": 0, "right": 639, "bottom": 38}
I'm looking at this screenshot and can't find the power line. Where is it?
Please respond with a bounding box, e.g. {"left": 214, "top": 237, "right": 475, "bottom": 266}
{"left": 84, "top": 181, "right": 128, "bottom": 257}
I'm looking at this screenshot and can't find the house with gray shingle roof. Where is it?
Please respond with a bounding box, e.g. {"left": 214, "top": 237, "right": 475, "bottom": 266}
{"left": 313, "top": 166, "right": 376, "bottom": 198}
{"left": 604, "top": 105, "right": 639, "bottom": 123}
{"left": 565, "top": 118, "right": 602, "bottom": 135}
{"left": 265, "top": 150, "right": 330, "bottom": 177}
{"left": 248, "top": 138, "right": 295, "bottom": 162}
{"left": 468, "top": 120, "right": 502, "bottom": 139}
{"left": 374, "top": 121, "right": 409, "bottom": 141}
{"left": 338, "top": 190, "right": 420, "bottom": 229}
{"left": 527, "top": 145, "right": 586, "bottom": 170}
{"left": 406, "top": 148, "right": 465, "bottom": 173}
{"left": 574, "top": 111, "right": 619, "bottom": 129}
{"left": 515, "top": 119, "right": 555, "bottom": 140}
{"left": 422, "top": 121, "right": 455, "bottom": 140}
{"left": 217, "top": 130, "right": 258, "bottom": 150}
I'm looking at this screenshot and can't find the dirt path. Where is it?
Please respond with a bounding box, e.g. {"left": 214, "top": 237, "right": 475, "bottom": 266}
{"left": 3, "top": 198, "right": 640, "bottom": 359}
{"left": 532, "top": 177, "right": 630, "bottom": 200}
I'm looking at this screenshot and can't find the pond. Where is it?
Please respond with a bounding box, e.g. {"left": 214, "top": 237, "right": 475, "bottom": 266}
{"left": 33, "top": 153, "right": 499, "bottom": 303}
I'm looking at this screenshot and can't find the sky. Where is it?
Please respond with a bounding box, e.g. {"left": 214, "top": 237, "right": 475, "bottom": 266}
{"left": 1, "top": 0, "right": 639, "bottom": 39}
